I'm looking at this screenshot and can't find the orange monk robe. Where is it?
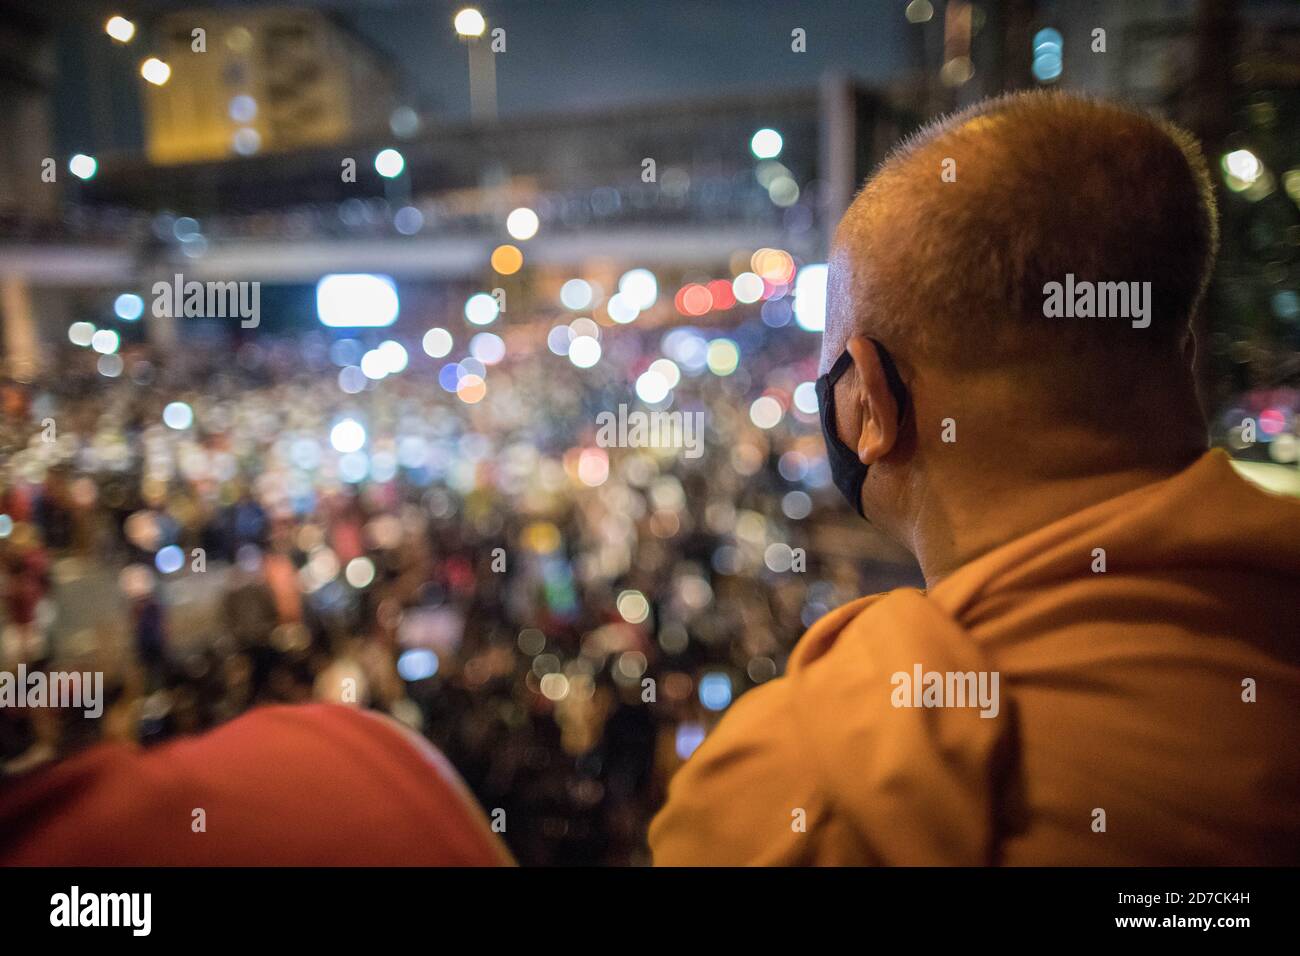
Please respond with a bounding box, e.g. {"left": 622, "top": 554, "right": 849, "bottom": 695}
{"left": 650, "top": 450, "right": 1300, "bottom": 865}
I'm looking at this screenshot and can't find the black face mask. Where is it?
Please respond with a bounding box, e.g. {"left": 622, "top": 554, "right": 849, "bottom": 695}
{"left": 814, "top": 339, "right": 908, "bottom": 518}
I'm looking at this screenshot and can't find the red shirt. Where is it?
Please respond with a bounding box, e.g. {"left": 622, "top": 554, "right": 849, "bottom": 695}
{"left": 0, "top": 704, "right": 512, "bottom": 866}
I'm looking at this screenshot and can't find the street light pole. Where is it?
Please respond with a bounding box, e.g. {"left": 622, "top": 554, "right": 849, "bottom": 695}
{"left": 468, "top": 35, "right": 498, "bottom": 123}
{"left": 454, "top": 8, "right": 497, "bottom": 124}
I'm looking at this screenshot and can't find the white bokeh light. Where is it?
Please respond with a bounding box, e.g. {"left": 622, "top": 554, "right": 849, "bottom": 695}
{"left": 140, "top": 57, "right": 171, "bottom": 86}
{"left": 560, "top": 278, "right": 593, "bottom": 310}
{"left": 635, "top": 370, "right": 671, "bottom": 404}
{"left": 68, "top": 154, "right": 97, "bottom": 180}
{"left": 793, "top": 381, "right": 819, "bottom": 414}
{"left": 345, "top": 557, "right": 376, "bottom": 588}
{"left": 618, "top": 269, "right": 658, "bottom": 310}
{"left": 422, "top": 327, "right": 453, "bottom": 357}
{"left": 793, "top": 263, "right": 828, "bottom": 332}
{"left": 750, "top": 128, "right": 783, "bottom": 159}
{"left": 648, "top": 358, "right": 681, "bottom": 389}
{"left": 105, "top": 16, "right": 135, "bottom": 42}
{"left": 607, "top": 292, "right": 640, "bottom": 325}
{"left": 470, "top": 332, "right": 506, "bottom": 365}
{"left": 750, "top": 395, "right": 784, "bottom": 429}
{"left": 377, "top": 339, "right": 408, "bottom": 374}
{"left": 453, "top": 8, "right": 486, "bottom": 37}
{"left": 732, "top": 271, "right": 764, "bottom": 304}
{"left": 360, "top": 350, "right": 388, "bottom": 380}
{"left": 374, "top": 148, "right": 405, "bottom": 178}
{"left": 316, "top": 274, "right": 400, "bottom": 328}
{"left": 568, "top": 335, "right": 602, "bottom": 368}
{"left": 91, "top": 329, "right": 120, "bottom": 354}
{"left": 464, "top": 292, "right": 500, "bottom": 326}
{"left": 330, "top": 418, "right": 367, "bottom": 453}
{"left": 162, "top": 402, "right": 194, "bottom": 430}
{"left": 505, "top": 207, "right": 539, "bottom": 240}
{"left": 68, "top": 322, "right": 96, "bottom": 347}
{"left": 114, "top": 293, "right": 144, "bottom": 321}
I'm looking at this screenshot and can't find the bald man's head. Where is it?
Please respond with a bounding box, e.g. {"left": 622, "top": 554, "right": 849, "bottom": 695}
{"left": 823, "top": 92, "right": 1219, "bottom": 406}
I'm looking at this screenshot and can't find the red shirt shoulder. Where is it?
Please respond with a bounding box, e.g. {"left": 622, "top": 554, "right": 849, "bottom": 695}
{"left": 0, "top": 703, "right": 512, "bottom": 866}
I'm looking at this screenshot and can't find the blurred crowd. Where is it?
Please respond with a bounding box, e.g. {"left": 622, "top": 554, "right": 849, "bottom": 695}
{"left": 0, "top": 308, "right": 920, "bottom": 865}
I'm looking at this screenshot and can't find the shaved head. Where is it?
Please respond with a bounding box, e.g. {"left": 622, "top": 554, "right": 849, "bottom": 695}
{"left": 823, "top": 91, "right": 1219, "bottom": 411}
{"left": 817, "top": 91, "right": 1219, "bottom": 581}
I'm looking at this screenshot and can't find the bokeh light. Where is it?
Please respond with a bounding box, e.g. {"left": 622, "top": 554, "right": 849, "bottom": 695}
{"left": 491, "top": 243, "right": 524, "bottom": 275}
{"left": 329, "top": 419, "right": 367, "bottom": 453}
{"left": 506, "top": 207, "right": 539, "bottom": 240}
{"left": 162, "top": 401, "right": 194, "bottom": 430}
{"left": 422, "top": 327, "right": 453, "bottom": 358}
{"left": 750, "top": 128, "right": 783, "bottom": 159}
{"left": 374, "top": 148, "right": 405, "bottom": 178}
{"left": 465, "top": 292, "right": 501, "bottom": 325}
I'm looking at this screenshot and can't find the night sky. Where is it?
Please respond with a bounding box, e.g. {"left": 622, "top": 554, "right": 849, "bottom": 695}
{"left": 51, "top": 0, "right": 918, "bottom": 155}
{"left": 349, "top": 0, "right": 916, "bottom": 116}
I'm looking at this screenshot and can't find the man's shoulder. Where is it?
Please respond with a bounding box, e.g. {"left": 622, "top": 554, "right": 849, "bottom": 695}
{"left": 650, "top": 587, "right": 1005, "bottom": 864}
{"left": 2, "top": 704, "right": 512, "bottom": 866}
{"left": 787, "top": 587, "right": 952, "bottom": 672}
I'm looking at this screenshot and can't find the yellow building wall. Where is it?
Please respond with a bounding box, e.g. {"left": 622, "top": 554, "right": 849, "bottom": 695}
{"left": 143, "top": 9, "right": 385, "bottom": 165}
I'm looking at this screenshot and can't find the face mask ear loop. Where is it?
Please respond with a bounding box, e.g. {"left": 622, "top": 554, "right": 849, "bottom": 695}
{"left": 816, "top": 349, "right": 871, "bottom": 518}
{"left": 816, "top": 341, "right": 910, "bottom": 520}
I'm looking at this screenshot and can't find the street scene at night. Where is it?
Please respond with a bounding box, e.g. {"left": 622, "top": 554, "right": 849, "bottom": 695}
{"left": 0, "top": 0, "right": 1297, "bottom": 938}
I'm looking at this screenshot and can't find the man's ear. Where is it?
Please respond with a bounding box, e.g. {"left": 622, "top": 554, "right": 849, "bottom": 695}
{"left": 844, "top": 336, "right": 899, "bottom": 465}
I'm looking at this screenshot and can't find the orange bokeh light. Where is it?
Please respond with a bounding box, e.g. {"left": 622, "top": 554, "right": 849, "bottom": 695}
{"left": 491, "top": 244, "right": 524, "bottom": 275}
